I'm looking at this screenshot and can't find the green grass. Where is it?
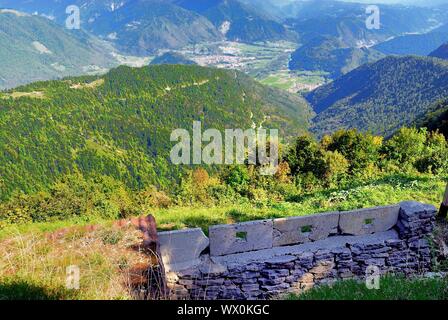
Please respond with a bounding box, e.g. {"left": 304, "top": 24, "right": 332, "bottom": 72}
{"left": 288, "top": 276, "right": 448, "bottom": 300}
{"left": 0, "top": 172, "right": 447, "bottom": 300}
{"left": 259, "top": 70, "right": 328, "bottom": 92}
{"left": 1, "top": 173, "right": 445, "bottom": 240}
{"left": 0, "top": 278, "right": 80, "bottom": 300}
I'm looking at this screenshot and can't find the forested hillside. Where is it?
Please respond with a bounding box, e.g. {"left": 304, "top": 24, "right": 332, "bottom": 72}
{"left": 0, "top": 64, "right": 312, "bottom": 200}
{"left": 0, "top": 9, "right": 117, "bottom": 89}
{"left": 307, "top": 56, "right": 448, "bottom": 137}
{"left": 415, "top": 99, "right": 448, "bottom": 138}
{"left": 289, "top": 36, "right": 385, "bottom": 78}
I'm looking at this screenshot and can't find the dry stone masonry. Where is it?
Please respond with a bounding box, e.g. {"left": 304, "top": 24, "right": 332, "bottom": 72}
{"left": 159, "top": 201, "right": 436, "bottom": 300}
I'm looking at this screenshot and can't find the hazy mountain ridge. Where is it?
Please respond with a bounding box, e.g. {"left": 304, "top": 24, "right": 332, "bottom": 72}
{"left": 285, "top": 1, "right": 445, "bottom": 47}
{"left": 88, "top": 0, "right": 223, "bottom": 55}
{"left": 373, "top": 23, "right": 448, "bottom": 56}
{"left": 430, "top": 42, "right": 448, "bottom": 59}
{"left": 0, "top": 9, "right": 118, "bottom": 89}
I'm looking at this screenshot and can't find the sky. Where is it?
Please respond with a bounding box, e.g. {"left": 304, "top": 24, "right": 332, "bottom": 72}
{"left": 341, "top": 0, "right": 447, "bottom": 4}
{"left": 278, "top": 0, "right": 448, "bottom": 5}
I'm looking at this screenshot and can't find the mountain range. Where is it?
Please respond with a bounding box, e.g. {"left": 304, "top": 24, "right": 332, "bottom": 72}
{"left": 0, "top": 9, "right": 118, "bottom": 89}
{"left": 88, "top": 0, "right": 224, "bottom": 55}
{"left": 176, "top": 0, "right": 296, "bottom": 43}
{"left": 0, "top": 0, "right": 296, "bottom": 55}
{"left": 373, "top": 24, "right": 448, "bottom": 56}
{"left": 2, "top": 0, "right": 448, "bottom": 141}
{"left": 2, "top": 0, "right": 447, "bottom": 54}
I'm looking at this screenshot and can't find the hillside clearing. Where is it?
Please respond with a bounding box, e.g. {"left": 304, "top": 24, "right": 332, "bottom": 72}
{"left": 1, "top": 91, "right": 45, "bottom": 99}
{"left": 69, "top": 79, "right": 105, "bottom": 90}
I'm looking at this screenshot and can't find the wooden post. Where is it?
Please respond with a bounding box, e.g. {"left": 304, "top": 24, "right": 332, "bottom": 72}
{"left": 140, "top": 215, "right": 168, "bottom": 299}
{"left": 438, "top": 183, "right": 448, "bottom": 220}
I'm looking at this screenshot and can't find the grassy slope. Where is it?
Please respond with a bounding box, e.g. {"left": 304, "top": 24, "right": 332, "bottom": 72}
{"left": 0, "top": 172, "right": 446, "bottom": 300}
{"left": 289, "top": 275, "right": 448, "bottom": 300}
{"left": 1, "top": 172, "right": 445, "bottom": 238}
{"left": 0, "top": 224, "right": 146, "bottom": 300}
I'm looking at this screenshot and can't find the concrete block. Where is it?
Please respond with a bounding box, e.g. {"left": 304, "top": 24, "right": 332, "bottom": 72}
{"left": 399, "top": 201, "right": 437, "bottom": 221}
{"left": 209, "top": 219, "right": 273, "bottom": 256}
{"left": 159, "top": 228, "right": 209, "bottom": 272}
{"left": 339, "top": 205, "right": 400, "bottom": 236}
{"left": 273, "top": 211, "right": 340, "bottom": 247}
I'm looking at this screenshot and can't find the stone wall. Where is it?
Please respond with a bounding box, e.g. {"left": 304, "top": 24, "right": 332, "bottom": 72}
{"left": 159, "top": 201, "right": 436, "bottom": 300}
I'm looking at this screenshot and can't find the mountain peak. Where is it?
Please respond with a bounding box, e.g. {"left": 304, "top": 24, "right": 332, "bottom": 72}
{"left": 429, "top": 43, "right": 448, "bottom": 60}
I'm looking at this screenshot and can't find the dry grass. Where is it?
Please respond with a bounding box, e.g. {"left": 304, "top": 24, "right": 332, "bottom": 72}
{"left": 1, "top": 91, "right": 45, "bottom": 99}
{"left": 433, "top": 220, "right": 448, "bottom": 271}
{"left": 0, "top": 224, "right": 151, "bottom": 300}
{"left": 69, "top": 79, "right": 105, "bottom": 90}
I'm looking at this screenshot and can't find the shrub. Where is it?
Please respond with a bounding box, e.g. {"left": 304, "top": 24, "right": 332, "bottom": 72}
{"left": 383, "top": 127, "right": 426, "bottom": 171}
{"left": 137, "top": 186, "right": 172, "bottom": 209}
{"left": 274, "top": 161, "right": 292, "bottom": 183}
{"left": 416, "top": 130, "right": 448, "bottom": 174}
{"left": 0, "top": 173, "right": 138, "bottom": 224}
{"left": 222, "top": 165, "right": 251, "bottom": 193}
{"left": 285, "top": 135, "right": 326, "bottom": 180}
{"left": 323, "top": 150, "right": 349, "bottom": 185}
{"left": 324, "top": 129, "right": 381, "bottom": 175}
{"left": 207, "top": 184, "right": 239, "bottom": 205}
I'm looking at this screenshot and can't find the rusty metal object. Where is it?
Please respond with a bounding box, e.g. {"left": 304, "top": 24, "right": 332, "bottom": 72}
{"left": 438, "top": 183, "right": 448, "bottom": 220}
{"left": 140, "top": 215, "right": 168, "bottom": 300}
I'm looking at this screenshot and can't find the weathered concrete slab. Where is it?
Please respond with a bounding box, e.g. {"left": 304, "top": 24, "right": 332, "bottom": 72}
{"left": 339, "top": 205, "right": 400, "bottom": 236}
{"left": 211, "top": 230, "right": 398, "bottom": 266}
{"left": 159, "top": 228, "right": 209, "bottom": 272}
{"left": 273, "top": 211, "right": 340, "bottom": 247}
{"left": 209, "top": 220, "right": 273, "bottom": 256}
